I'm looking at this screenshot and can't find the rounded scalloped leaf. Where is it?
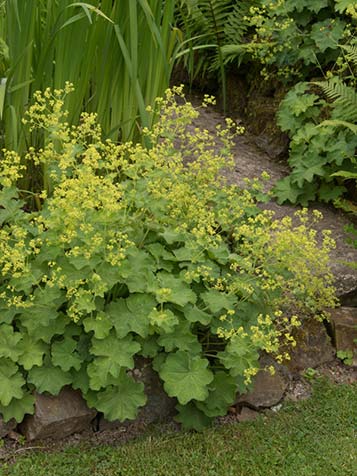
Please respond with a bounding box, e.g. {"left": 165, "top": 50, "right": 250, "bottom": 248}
{"left": 159, "top": 351, "right": 214, "bottom": 405}
{"left": 93, "top": 373, "right": 147, "bottom": 422}
{"left": 0, "top": 359, "right": 25, "bottom": 406}
{"left": 0, "top": 393, "right": 35, "bottom": 423}
{"left": 174, "top": 403, "right": 212, "bottom": 431}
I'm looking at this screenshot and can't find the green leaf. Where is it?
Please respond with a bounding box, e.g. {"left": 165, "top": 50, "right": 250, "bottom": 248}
{"left": 318, "top": 183, "right": 346, "bottom": 202}
{"left": 273, "top": 177, "right": 302, "bottom": 205}
{"left": 17, "top": 335, "right": 48, "bottom": 370}
{"left": 196, "top": 371, "right": 237, "bottom": 417}
{"left": 217, "top": 334, "right": 259, "bottom": 378}
{"left": 0, "top": 359, "right": 25, "bottom": 406}
{"left": 158, "top": 321, "right": 201, "bottom": 354}
{"left": 89, "top": 372, "right": 147, "bottom": 422}
{"left": 31, "top": 312, "right": 69, "bottom": 343}
{"left": 201, "top": 290, "right": 236, "bottom": 313}
{"left": 175, "top": 402, "right": 212, "bottom": 431}
{"left": 183, "top": 305, "right": 212, "bottom": 325}
{"left": 155, "top": 272, "right": 197, "bottom": 307}
{"left": 88, "top": 333, "right": 141, "bottom": 389}
{"left": 0, "top": 393, "right": 35, "bottom": 423}
{"left": 159, "top": 351, "right": 214, "bottom": 404}
{"left": 335, "top": 0, "right": 352, "bottom": 12}
{"left": 136, "top": 336, "right": 161, "bottom": 358}
{"left": 119, "top": 249, "right": 156, "bottom": 293}
{"left": 159, "top": 229, "right": 186, "bottom": 244}
{"left": 310, "top": 19, "right": 345, "bottom": 52}
{"left": 71, "top": 363, "right": 90, "bottom": 394}
{"left": 207, "top": 244, "right": 230, "bottom": 264}
{"left": 83, "top": 312, "right": 113, "bottom": 339}
{"left": 148, "top": 308, "right": 179, "bottom": 334}
{"left": 28, "top": 361, "right": 72, "bottom": 395}
{"left": 18, "top": 307, "right": 60, "bottom": 338}
{"left": 106, "top": 294, "right": 155, "bottom": 338}
{"left": 51, "top": 336, "right": 82, "bottom": 372}
{"left": 0, "top": 324, "right": 22, "bottom": 361}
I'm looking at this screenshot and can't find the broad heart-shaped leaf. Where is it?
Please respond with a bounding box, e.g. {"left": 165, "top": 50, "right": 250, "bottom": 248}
{"left": 155, "top": 272, "right": 197, "bottom": 307}
{"left": 207, "top": 244, "right": 230, "bottom": 264}
{"left": 18, "top": 307, "right": 60, "bottom": 338}
{"left": 273, "top": 177, "right": 302, "bottom": 205}
{"left": 87, "top": 359, "right": 111, "bottom": 391}
{"left": 27, "top": 361, "right": 72, "bottom": 395}
{"left": 106, "top": 294, "right": 155, "bottom": 339}
{"left": 51, "top": 336, "right": 82, "bottom": 372}
{"left": 0, "top": 359, "right": 25, "bottom": 406}
{"left": 310, "top": 19, "right": 345, "bottom": 52}
{"left": 88, "top": 332, "right": 141, "bottom": 389}
{"left": 217, "top": 334, "right": 259, "bottom": 378}
{"left": 71, "top": 363, "right": 90, "bottom": 394}
{"left": 196, "top": 371, "right": 238, "bottom": 417}
{"left": 32, "top": 312, "right": 69, "bottom": 343}
{"left": 174, "top": 403, "right": 212, "bottom": 431}
{"left": 158, "top": 321, "right": 202, "bottom": 354}
{"left": 17, "top": 334, "right": 48, "bottom": 370}
{"left": 183, "top": 304, "right": 211, "bottom": 325}
{"left": 201, "top": 289, "right": 237, "bottom": 313}
{"left": 83, "top": 312, "right": 113, "bottom": 339}
{"left": 159, "top": 229, "right": 186, "bottom": 244}
{"left": 0, "top": 393, "right": 35, "bottom": 423}
{"left": 159, "top": 351, "right": 214, "bottom": 405}
{"left": 0, "top": 324, "right": 22, "bottom": 361}
{"left": 135, "top": 336, "right": 161, "bottom": 358}
{"left": 335, "top": 0, "right": 354, "bottom": 12}
{"left": 87, "top": 372, "right": 147, "bottom": 422}
{"left": 148, "top": 308, "right": 179, "bottom": 334}
{"left": 118, "top": 249, "right": 156, "bottom": 293}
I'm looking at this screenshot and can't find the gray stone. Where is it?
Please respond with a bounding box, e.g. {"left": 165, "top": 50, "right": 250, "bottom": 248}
{"left": 0, "top": 416, "right": 16, "bottom": 438}
{"left": 329, "top": 307, "right": 357, "bottom": 366}
{"left": 236, "top": 407, "right": 260, "bottom": 422}
{"left": 237, "top": 360, "right": 288, "bottom": 408}
{"left": 19, "top": 387, "right": 96, "bottom": 441}
{"left": 286, "top": 319, "right": 335, "bottom": 373}
{"left": 98, "top": 358, "right": 176, "bottom": 432}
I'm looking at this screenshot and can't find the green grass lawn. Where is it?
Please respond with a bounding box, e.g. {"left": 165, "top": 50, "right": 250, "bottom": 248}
{"left": 1, "top": 378, "right": 356, "bottom": 476}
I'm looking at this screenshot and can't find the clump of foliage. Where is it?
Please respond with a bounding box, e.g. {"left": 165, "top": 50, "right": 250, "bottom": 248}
{"left": 244, "top": 0, "right": 355, "bottom": 81}
{"left": 0, "top": 86, "right": 336, "bottom": 430}
{"left": 274, "top": 37, "right": 357, "bottom": 205}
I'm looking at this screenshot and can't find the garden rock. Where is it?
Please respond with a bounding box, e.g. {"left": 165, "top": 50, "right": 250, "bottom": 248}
{"left": 0, "top": 417, "right": 16, "bottom": 438}
{"left": 236, "top": 407, "right": 260, "bottom": 422}
{"left": 236, "top": 362, "right": 288, "bottom": 408}
{"left": 19, "top": 387, "right": 96, "bottom": 441}
{"left": 98, "top": 358, "right": 176, "bottom": 432}
{"left": 284, "top": 319, "right": 335, "bottom": 373}
{"left": 329, "top": 307, "right": 357, "bottom": 366}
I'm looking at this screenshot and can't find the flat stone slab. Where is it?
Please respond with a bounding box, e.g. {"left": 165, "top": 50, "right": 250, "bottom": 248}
{"left": 286, "top": 319, "right": 335, "bottom": 373}
{"left": 19, "top": 388, "right": 96, "bottom": 441}
{"left": 236, "top": 364, "right": 288, "bottom": 409}
{"left": 329, "top": 307, "right": 357, "bottom": 366}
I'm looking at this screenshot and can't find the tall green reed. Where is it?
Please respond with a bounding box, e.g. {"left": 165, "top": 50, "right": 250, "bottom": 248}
{"left": 0, "top": 0, "right": 178, "bottom": 158}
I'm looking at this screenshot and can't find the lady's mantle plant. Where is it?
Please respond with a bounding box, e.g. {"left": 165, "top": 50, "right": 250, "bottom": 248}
{"left": 0, "top": 86, "right": 336, "bottom": 430}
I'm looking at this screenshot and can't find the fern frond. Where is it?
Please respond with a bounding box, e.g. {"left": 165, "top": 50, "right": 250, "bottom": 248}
{"left": 313, "top": 78, "right": 357, "bottom": 122}
{"left": 224, "top": 1, "right": 257, "bottom": 45}
{"left": 340, "top": 44, "right": 357, "bottom": 68}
